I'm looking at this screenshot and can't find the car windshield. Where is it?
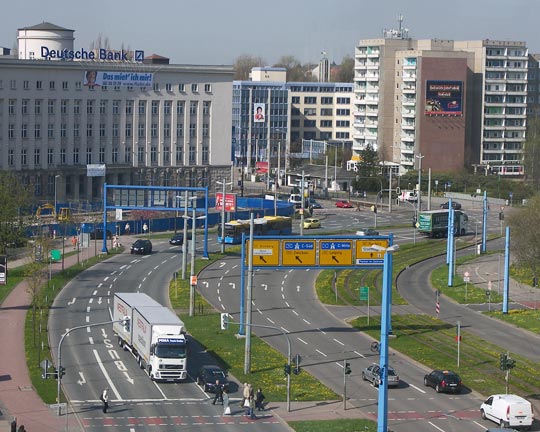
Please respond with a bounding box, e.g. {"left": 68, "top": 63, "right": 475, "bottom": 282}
{"left": 388, "top": 369, "right": 397, "bottom": 376}
{"left": 211, "top": 370, "right": 226, "bottom": 378}
{"left": 155, "top": 343, "right": 186, "bottom": 359}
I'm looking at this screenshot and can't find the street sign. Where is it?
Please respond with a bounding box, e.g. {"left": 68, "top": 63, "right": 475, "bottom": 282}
{"left": 190, "top": 275, "right": 198, "bottom": 286}
{"left": 319, "top": 240, "right": 353, "bottom": 266}
{"left": 355, "top": 239, "right": 389, "bottom": 265}
{"left": 360, "top": 286, "right": 369, "bottom": 301}
{"left": 51, "top": 249, "right": 61, "bottom": 261}
{"left": 464, "top": 271, "right": 470, "bottom": 283}
{"left": 281, "top": 240, "right": 316, "bottom": 266}
{"left": 248, "top": 239, "right": 280, "bottom": 266}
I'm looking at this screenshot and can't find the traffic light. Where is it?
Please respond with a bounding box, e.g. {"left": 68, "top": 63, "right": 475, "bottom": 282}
{"left": 499, "top": 353, "right": 508, "bottom": 371}
{"left": 371, "top": 205, "right": 377, "bottom": 214}
{"left": 220, "top": 313, "right": 228, "bottom": 330}
{"left": 499, "top": 212, "right": 504, "bottom": 221}
{"left": 533, "top": 277, "right": 539, "bottom": 288}
{"left": 344, "top": 362, "right": 352, "bottom": 375}
{"left": 283, "top": 363, "right": 291, "bottom": 376}
{"left": 507, "top": 358, "right": 516, "bottom": 369}
{"left": 293, "top": 364, "right": 301, "bottom": 375}
{"left": 55, "top": 366, "right": 66, "bottom": 379}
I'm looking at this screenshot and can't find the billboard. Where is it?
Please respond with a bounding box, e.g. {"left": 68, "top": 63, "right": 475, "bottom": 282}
{"left": 425, "top": 81, "right": 463, "bottom": 116}
{"left": 84, "top": 71, "right": 154, "bottom": 87}
{"left": 253, "top": 103, "right": 266, "bottom": 123}
{"left": 215, "top": 193, "right": 237, "bottom": 212}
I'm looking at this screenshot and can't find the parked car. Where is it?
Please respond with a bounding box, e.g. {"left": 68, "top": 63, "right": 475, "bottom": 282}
{"left": 169, "top": 233, "right": 184, "bottom": 246}
{"left": 356, "top": 228, "right": 380, "bottom": 236}
{"left": 335, "top": 200, "right": 353, "bottom": 208}
{"left": 90, "top": 228, "right": 113, "bottom": 240}
{"left": 303, "top": 218, "right": 321, "bottom": 229}
{"left": 440, "top": 201, "right": 462, "bottom": 210}
{"left": 362, "top": 364, "right": 400, "bottom": 387}
{"left": 196, "top": 365, "right": 230, "bottom": 393}
{"left": 288, "top": 194, "right": 303, "bottom": 209}
{"left": 481, "top": 394, "right": 533, "bottom": 429}
{"left": 423, "top": 370, "right": 463, "bottom": 393}
{"left": 308, "top": 199, "right": 322, "bottom": 209}
{"left": 130, "top": 239, "right": 152, "bottom": 255}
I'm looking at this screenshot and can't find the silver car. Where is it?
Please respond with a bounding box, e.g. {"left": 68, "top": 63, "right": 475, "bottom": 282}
{"left": 362, "top": 364, "right": 399, "bottom": 387}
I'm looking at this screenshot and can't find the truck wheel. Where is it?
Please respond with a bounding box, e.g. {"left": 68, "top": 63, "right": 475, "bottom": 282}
{"left": 138, "top": 356, "right": 144, "bottom": 369}
{"left": 147, "top": 366, "right": 154, "bottom": 381}
{"left": 118, "top": 337, "right": 124, "bottom": 349}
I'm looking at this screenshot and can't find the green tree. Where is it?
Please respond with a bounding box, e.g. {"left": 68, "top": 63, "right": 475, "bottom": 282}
{"left": 352, "top": 145, "right": 382, "bottom": 192}
{"left": 523, "top": 112, "right": 540, "bottom": 193}
{"left": 234, "top": 54, "right": 266, "bottom": 80}
{"left": 507, "top": 195, "right": 540, "bottom": 281}
{"left": 0, "top": 171, "right": 31, "bottom": 254}
{"left": 333, "top": 55, "right": 354, "bottom": 83}
{"left": 273, "top": 55, "right": 315, "bottom": 82}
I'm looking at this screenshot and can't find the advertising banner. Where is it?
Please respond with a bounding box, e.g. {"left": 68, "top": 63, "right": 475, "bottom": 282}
{"left": 253, "top": 103, "right": 266, "bottom": 123}
{"left": 425, "top": 80, "right": 463, "bottom": 116}
{"left": 87, "top": 164, "right": 106, "bottom": 177}
{"left": 256, "top": 161, "right": 268, "bottom": 173}
{"left": 84, "top": 71, "right": 154, "bottom": 87}
{"left": 215, "top": 193, "right": 237, "bottom": 212}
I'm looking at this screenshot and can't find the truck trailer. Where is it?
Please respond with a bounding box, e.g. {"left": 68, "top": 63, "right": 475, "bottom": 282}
{"left": 417, "top": 209, "right": 468, "bottom": 238}
{"left": 112, "top": 292, "right": 188, "bottom": 382}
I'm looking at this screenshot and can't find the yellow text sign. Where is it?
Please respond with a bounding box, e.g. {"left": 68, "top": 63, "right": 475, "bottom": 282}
{"left": 319, "top": 240, "right": 353, "bottom": 266}
{"left": 355, "top": 239, "right": 390, "bottom": 266}
{"left": 247, "top": 239, "right": 280, "bottom": 266}
{"left": 281, "top": 240, "right": 316, "bottom": 266}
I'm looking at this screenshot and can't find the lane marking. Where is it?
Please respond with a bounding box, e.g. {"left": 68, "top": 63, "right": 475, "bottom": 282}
{"left": 92, "top": 349, "right": 122, "bottom": 400}
{"left": 333, "top": 338, "right": 345, "bottom": 346}
{"left": 316, "top": 349, "right": 327, "bottom": 357}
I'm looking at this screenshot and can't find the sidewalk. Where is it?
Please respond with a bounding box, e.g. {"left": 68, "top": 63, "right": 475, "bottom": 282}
{"left": 0, "top": 238, "right": 118, "bottom": 432}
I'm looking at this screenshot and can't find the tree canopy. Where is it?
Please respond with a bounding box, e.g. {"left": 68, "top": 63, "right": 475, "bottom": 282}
{"left": 0, "top": 172, "right": 31, "bottom": 253}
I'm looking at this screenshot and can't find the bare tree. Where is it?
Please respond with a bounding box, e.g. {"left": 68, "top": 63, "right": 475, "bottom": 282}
{"left": 25, "top": 241, "right": 49, "bottom": 347}
{"left": 333, "top": 55, "right": 354, "bottom": 83}
{"left": 234, "top": 54, "right": 266, "bottom": 80}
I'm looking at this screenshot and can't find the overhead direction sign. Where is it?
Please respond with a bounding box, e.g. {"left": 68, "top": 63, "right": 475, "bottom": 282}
{"left": 282, "top": 240, "right": 316, "bottom": 266}
{"left": 319, "top": 240, "right": 353, "bottom": 266}
{"left": 248, "top": 239, "right": 279, "bottom": 266}
{"left": 355, "top": 239, "right": 389, "bottom": 265}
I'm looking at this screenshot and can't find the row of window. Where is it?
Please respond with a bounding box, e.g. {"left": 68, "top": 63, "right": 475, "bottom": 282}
{"left": 4, "top": 121, "right": 210, "bottom": 139}
{"left": 3, "top": 99, "right": 211, "bottom": 116}
{"left": 290, "top": 119, "right": 351, "bottom": 128}
{"left": 291, "top": 107, "right": 351, "bottom": 117}
{"left": 291, "top": 96, "right": 351, "bottom": 105}
{"left": 0, "top": 79, "right": 213, "bottom": 94}
{"left": 6, "top": 144, "right": 209, "bottom": 167}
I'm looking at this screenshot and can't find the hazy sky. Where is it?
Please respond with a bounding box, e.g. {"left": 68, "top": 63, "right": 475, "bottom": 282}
{"left": 1, "top": 0, "right": 539, "bottom": 66}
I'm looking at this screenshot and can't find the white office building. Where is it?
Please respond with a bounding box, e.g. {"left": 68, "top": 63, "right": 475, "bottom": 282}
{"left": 0, "top": 22, "right": 234, "bottom": 204}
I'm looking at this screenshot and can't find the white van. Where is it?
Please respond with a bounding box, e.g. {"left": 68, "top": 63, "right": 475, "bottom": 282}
{"left": 398, "top": 190, "right": 418, "bottom": 203}
{"left": 480, "top": 394, "right": 533, "bottom": 429}
{"left": 288, "top": 194, "right": 303, "bottom": 209}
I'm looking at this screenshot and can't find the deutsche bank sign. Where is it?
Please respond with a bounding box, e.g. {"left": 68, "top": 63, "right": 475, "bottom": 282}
{"left": 40, "top": 47, "right": 144, "bottom": 62}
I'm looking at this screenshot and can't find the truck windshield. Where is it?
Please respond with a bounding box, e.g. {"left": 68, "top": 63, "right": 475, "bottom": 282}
{"left": 155, "top": 343, "right": 187, "bottom": 359}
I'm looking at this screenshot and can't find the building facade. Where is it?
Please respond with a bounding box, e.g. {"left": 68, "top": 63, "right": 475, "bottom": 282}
{"left": 0, "top": 22, "right": 234, "bottom": 204}
{"left": 354, "top": 32, "right": 530, "bottom": 177}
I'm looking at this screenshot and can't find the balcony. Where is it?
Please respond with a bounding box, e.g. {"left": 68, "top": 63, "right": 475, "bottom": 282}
{"left": 402, "top": 74, "right": 417, "bottom": 82}
{"left": 402, "top": 85, "right": 416, "bottom": 93}
{"left": 401, "top": 134, "right": 415, "bottom": 142}
{"left": 366, "top": 62, "right": 380, "bottom": 70}
{"left": 402, "top": 99, "right": 416, "bottom": 107}
{"left": 402, "top": 122, "right": 415, "bottom": 130}
{"left": 402, "top": 110, "right": 415, "bottom": 118}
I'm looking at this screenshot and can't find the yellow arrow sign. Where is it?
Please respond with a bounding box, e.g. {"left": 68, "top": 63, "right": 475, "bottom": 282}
{"left": 247, "top": 239, "right": 279, "bottom": 266}
{"left": 318, "top": 240, "right": 353, "bottom": 266}
{"left": 355, "top": 239, "right": 389, "bottom": 265}
{"left": 281, "top": 240, "right": 316, "bottom": 266}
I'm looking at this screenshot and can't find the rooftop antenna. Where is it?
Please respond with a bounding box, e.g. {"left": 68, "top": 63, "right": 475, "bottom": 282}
{"left": 382, "top": 13, "right": 409, "bottom": 40}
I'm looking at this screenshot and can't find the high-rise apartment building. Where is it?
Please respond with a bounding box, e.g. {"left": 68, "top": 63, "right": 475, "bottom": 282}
{"left": 353, "top": 27, "right": 529, "bottom": 177}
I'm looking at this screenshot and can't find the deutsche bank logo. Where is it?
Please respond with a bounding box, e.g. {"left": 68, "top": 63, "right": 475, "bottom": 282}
{"left": 135, "top": 50, "right": 144, "bottom": 62}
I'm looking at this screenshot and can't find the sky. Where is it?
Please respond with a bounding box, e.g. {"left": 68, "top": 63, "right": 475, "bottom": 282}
{"left": 1, "top": 0, "right": 539, "bottom": 66}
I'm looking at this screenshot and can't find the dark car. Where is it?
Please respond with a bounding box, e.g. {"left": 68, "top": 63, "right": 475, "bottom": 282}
{"left": 440, "top": 201, "right": 462, "bottom": 210}
{"left": 335, "top": 200, "right": 353, "bottom": 208}
{"left": 169, "top": 233, "right": 184, "bottom": 246}
{"left": 196, "top": 365, "right": 229, "bottom": 393}
{"left": 90, "top": 228, "right": 113, "bottom": 240}
{"left": 308, "top": 199, "right": 322, "bottom": 209}
{"left": 424, "top": 369, "right": 463, "bottom": 393}
{"left": 130, "top": 239, "right": 152, "bottom": 255}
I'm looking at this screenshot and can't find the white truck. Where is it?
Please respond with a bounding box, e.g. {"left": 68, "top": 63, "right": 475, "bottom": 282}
{"left": 112, "top": 292, "right": 188, "bottom": 382}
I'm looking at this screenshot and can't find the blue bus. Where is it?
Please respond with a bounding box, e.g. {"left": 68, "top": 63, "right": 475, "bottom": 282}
{"left": 218, "top": 216, "right": 293, "bottom": 244}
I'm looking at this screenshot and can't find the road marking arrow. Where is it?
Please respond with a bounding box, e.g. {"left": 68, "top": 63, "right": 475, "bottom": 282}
{"left": 77, "top": 372, "right": 86, "bottom": 385}
{"left": 202, "top": 281, "right": 209, "bottom": 289}
{"left": 228, "top": 282, "right": 236, "bottom": 290}
{"left": 219, "top": 262, "right": 226, "bottom": 268}
{"left": 97, "top": 297, "right": 102, "bottom": 305}
{"left": 124, "top": 371, "right": 134, "bottom": 384}
{"left": 67, "top": 297, "right": 76, "bottom": 305}
{"left": 262, "top": 284, "right": 268, "bottom": 291}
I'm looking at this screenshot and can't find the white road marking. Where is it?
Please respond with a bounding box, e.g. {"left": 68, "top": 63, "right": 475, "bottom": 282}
{"left": 297, "top": 338, "right": 308, "bottom": 345}
{"left": 409, "top": 383, "right": 426, "bottom": 394}
{"left": 104, "top": 277, "right": 109, "bottom": 282}
{"left": 89, "top": 337, "right": 94, "bottom": 344}
{"left": 316, "top": 349, "right": 327, "bottom": 357}
{"left": 261, "top": 284, "right": 268, "bottom": 291}
{"left": 353, "top": 351, "right": 365, "bottom": 358}
{"left": 228, "top": 282, "right": 236, "bottom": 290}
{"left": 302, "top": 318, "right": 311, "bottom": 325}
{"left": 333, "top": 338, "right": 345, "bottom": 346}
{"left": 267, "top": 317, "right": 275, "bottom": 324}
{"left": 92, "top": 290, "right": 98, "bottom": 296}
{"left": 292, "top": 310, "right": 299, "bottom": 316}
{"left": 68, "top": 298, "right": 76, "bottom": 305}
{"left": 92, "top": 349, "right": 122, "bottom": 400}
{"left": 428, "top": 421, "right": 445, "bottom": 432}
{"left": 280, "top": 326, "right": 290, "bottom": 334}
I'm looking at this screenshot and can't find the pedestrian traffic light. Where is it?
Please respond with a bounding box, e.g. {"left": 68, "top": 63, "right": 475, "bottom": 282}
{"left": 499, "top": 212, "right": 504, "bottom": 221}
{"left": 220, "top": 313, "right": 228, "bottom": 330}
{"left": 284, "top": 363, "right": 291, "bottom": 376}
{"left": 499, "top": 353, "right": 508, "bottom": 371}
{"left": 533, "top": 277, "right": 539, "bottom": 288}
{"left": 371, "top": 205, "right": 377, "bottom": 213}
{"left": 344, "top": 362, "right": 352, "bottom": 375}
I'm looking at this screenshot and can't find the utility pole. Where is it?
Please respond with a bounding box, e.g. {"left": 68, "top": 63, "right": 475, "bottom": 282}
{"left": 300, "top": 170, "right": 305, "bottom": 236}
{"left": 416, "top": 153, "right": 424, "bottom": 215}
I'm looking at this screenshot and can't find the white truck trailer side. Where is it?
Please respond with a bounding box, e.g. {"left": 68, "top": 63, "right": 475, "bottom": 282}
{"left": 113, "top": 292, "right": 188, "bottom": 382}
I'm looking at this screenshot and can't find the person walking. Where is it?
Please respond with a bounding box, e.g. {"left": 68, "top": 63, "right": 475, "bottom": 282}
{"left": 212, "top": 380, "right": 223, "bottom": 405}
{"left": 100, "top": 388, "right": 109, "bottom": 413}
{"left": 222, "top": 389, "right": 231, "bottom": 415}
{"left": 255, "top": 387, "right": 265, "bottom": 411}
{"left": 247, "top": 395, "right": 257, "bottom": 419}
{"left": 124, "top": 223, "right": 130, "bottom": 235}
{"left": 240, "top": 382, "right": 250, "bottom": 407}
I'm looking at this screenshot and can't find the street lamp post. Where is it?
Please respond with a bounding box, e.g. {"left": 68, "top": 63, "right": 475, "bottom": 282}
{"left": 56, "top": 318, "right": 129, "bottom": 416}
{"left": 189, "top": 196, "right": 197, "bottom": 317}
{"left": 217, "top": 179, "right": 232, "bottom": 254}
{"left": 54, "top": 175, "right": 60, "bottom": 217}
{"left": 416, "top": 153, "right": 424, "bottom": 215}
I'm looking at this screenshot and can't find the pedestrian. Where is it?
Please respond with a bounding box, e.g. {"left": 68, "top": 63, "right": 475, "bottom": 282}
{"left": 356, "top": 201, "right": 361, "bottom": 212}
{"left": 222, "top": 388, "right": 231, "bottom": 415}
{"left": 17, "top": 426, "right": 26, "bottom": 432}
{"left": 100, "top": 387, "right": 109, "bottom": 413}
{"left": 246, "top": 394, "right": 256, "bottom": 419}
{"left": 124, "top": 223, "right": 130, "bottom": 235}
{"left": 212, "top": 380, "right": 223, "bottom": 405}
{"left": 240, "top": 382, "right": 250, "bottom": 407}
{"left": 255, "top": 387, "right": 265, "bottom": 411}
{"left": 71, "top": 235, "right": 77, "bottom": 250}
